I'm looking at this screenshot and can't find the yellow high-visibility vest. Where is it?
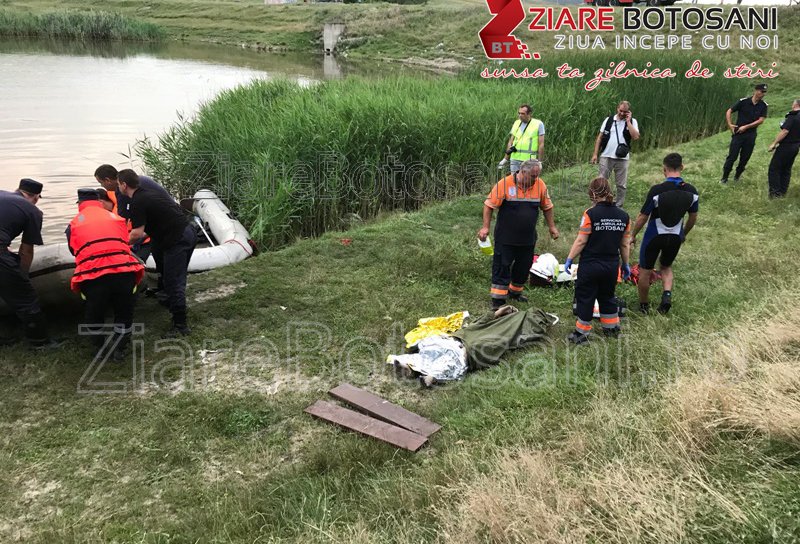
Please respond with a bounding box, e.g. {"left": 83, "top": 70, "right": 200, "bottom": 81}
{"left": 510, "top": 118, "right": 541, "bottom": 161}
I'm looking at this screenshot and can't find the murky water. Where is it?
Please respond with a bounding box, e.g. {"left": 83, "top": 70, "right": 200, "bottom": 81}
{"left": 0, "top": 39, "right": 355, "bottom": 242}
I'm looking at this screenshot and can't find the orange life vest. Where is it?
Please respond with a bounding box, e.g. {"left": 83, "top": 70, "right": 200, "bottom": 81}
{"left": 68, "top": 201, "right": 145, "bottom": 292}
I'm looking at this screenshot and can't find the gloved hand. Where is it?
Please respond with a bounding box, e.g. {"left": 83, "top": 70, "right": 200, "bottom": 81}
{"left": 497, "top": 158, "right": 508, "bottom": 170}
{"left": 563, "top": 257, "right": 574, "bottom": 276}
{"left": 621, "top": 263, "right": 632, "bottom": 281}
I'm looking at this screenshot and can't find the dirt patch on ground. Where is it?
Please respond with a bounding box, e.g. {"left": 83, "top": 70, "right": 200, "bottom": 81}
{"left": 193, "top": 282, "right": 247, "bottom": 304}
{"left": 1, "top": 478, "right": 63, "bottom": 541}
{"left": 399, "top": 56, "right": 463, "bottom": 72}
{"left": 135, "top": 348, "right": 328, "bottom": 397}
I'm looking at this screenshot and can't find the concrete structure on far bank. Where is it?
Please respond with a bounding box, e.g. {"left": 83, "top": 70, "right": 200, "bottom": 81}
{"left": 323, "top": 23, "right": 346, "bottom": 54}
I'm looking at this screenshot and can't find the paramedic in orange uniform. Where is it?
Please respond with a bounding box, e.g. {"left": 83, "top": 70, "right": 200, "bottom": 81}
{"left": 477, "top": 159, "right": 560, "bottom": 309}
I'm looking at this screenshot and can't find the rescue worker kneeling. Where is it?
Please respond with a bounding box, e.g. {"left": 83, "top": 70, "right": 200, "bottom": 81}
{"left": 563, "top": 178, "right": 632, "bottom": 344}
{"left": 66, "top": 189, "right": 144, "bottom": 359}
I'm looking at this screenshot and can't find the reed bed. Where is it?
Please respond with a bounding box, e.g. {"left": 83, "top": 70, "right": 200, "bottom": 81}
{"left": 0, "top": 10, "right": 164, "bottom": 41}
{"left": 138, "top": 52, "right": 743, "bottom": 249}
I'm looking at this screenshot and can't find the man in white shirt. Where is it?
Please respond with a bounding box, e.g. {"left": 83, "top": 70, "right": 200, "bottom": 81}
{"left": 590, "top": 101, "right": 640, "bottom": 207}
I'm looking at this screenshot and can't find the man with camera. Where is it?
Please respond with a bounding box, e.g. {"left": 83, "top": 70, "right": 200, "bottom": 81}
{"left": 591, "top": 101, "right": 640, "bottom": 208}
{"left": 498, "top": 104, "right": 545, "bottom": 174}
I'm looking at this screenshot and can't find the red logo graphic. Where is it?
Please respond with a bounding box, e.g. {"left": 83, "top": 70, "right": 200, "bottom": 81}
{"left": 479, "top": 0, "right": 539, "bottom": 60}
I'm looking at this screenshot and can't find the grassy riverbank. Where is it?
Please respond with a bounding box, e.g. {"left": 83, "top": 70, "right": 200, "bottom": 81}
{"left": 1, "top": 125, "right": 799, "bottom": 542}
{"left": 0, "top": 10, "right": 164, "bottom": 41}
{"left": 138, "top": 51, "right": 743, "bottom": 249}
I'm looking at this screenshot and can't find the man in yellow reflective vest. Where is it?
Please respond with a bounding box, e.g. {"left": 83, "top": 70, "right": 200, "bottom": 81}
{"left": 498, "top": 104, "right": 545, "bottom": 174}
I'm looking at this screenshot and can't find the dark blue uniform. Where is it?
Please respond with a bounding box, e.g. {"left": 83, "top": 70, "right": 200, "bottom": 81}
{"left": 768, "top": 109, "right": 800, "bottom": 198}
{"left": 574, "top": 202, "right": 630, "bottom": 335}
{"left": 0, "top": 190, "right": 48, "bottom": 343}
{"left": 722, "top": 96, "right": 768, "bottom": 182}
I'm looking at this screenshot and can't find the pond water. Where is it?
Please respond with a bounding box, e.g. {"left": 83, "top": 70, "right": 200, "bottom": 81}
{"left": 0, "top": 39, "right": 358, "bottom": 242}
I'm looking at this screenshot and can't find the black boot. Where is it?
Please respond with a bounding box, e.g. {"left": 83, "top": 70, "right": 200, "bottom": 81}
{"left": 509, "top": 294, "right": 529, "bottom": 303}
{"left": 162, "top": 311, "right": 191, "bottom": 338}
{"left": 602, "top": 326, "right": 621, "bottom": 338}
{"left": 24, "top": 312, "right": 64, "bottom": 350}
{"left": 491, "top": 298, "right": 506, "bottom": 310}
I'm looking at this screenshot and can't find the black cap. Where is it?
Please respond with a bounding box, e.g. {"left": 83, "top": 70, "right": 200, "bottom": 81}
{"left": 19, "top": 178, "right": 43, "bottom": 195}
{"left": 755, "top": 83, "right": 768, "bottom": 91}
{"left": 77, "top": 188, "right": 100, "bottom": 203}
{"left": 95, "top": 188, "right": 112, "bottom": 202}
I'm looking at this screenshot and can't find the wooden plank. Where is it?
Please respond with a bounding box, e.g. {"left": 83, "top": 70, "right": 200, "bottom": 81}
{"left": 328, "top": 383, "right": 441, "bottom": 438}
{"left": 305, "top": 400, "right": 428, "bottom": 452}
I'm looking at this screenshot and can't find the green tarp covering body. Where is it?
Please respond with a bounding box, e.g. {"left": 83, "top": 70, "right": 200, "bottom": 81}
{"left": 452, "top": 308, "right": 556, "bottom": 371}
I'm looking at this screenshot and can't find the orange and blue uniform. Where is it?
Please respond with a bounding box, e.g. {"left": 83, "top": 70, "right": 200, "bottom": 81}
{"left": 484, "top": 173, "right": 553, "bottom": 304}
{"left": 573, "top": 202, "right": 630, "bottom": 336}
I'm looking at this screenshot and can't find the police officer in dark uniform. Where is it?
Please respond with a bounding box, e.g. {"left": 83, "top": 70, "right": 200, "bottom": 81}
{"left": 767, "top": 99, "right": 800, "bottom": 198}
{"left": 563, "top": 177, "right": 631, "bottom": 344}
{"left": 721, "top": 83, "right": 769, "bottom": 184}
{"left": 117, "top": 169, "right": 197, "bottom": 337}
{"left": 0, "top": 179, "right": 58, "bottom": 348}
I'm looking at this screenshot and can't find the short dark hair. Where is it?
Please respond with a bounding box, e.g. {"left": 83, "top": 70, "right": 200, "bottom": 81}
{"left": 519, "top": 104, "right": 532, "bottom": 114}
{"left": 95, "top": 188, "right": 113, "bottom": 202}
{"left": 94, "top": 164, "right": 118, "bottom": 180}
{"left": 118, "top": 169, "right": 140, "bottom": 189}
{"left": 663, "top": 153, "right": 683, "bottom": 171}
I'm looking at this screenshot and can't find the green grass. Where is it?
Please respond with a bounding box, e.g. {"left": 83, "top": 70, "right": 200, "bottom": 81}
{"left": 2, "top": 123, "right": 800, "bottom": 542}
{"left": 137, "top": 53, "right": 742, "bottom": 250}
{"left": 0, "top": 9, "right": 165, "bottom": 41}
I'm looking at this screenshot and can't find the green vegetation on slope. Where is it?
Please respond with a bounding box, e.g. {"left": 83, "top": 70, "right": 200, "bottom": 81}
{"left": 138, "top": 51, "right": 742, "bottom": 249}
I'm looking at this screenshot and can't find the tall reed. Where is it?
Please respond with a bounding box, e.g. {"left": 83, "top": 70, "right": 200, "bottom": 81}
{"left": 0, "top": 10, "right": 164, "bottom": 41}
{"left": 138, "top": 51, "right": 743, "bottom": 249}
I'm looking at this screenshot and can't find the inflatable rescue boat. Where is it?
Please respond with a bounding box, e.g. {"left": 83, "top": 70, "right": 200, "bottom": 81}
{"left": 0, "top": 190, "right": 254, "bottom": 313}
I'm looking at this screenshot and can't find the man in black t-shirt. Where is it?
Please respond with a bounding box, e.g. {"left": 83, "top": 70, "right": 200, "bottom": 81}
{"left": 631, "top": 153, "right": 699, "bottom": 315}
{"left": 118, "top": 169, "right": 197, "bottom": 337}
{"left": 767, "top": 99, "right": 800, "bottom": 198}
{"left": 721, "top": 83, "right": 769, "bottom": 184}
{"left": 0, "top": 179, "right": 60, "bottom": 348}
{"left": 95, "top": 163, "right": 171, "bottom": 294}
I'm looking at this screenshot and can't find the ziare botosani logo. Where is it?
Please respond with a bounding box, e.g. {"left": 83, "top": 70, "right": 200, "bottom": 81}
{"left": 479, "top": 0, "right": 538, "bottom": 60}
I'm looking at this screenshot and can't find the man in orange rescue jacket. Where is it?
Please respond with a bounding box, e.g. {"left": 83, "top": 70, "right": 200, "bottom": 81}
{"left": 66, "top": 188, "right": 145, "bottom": 359}
{"left": 478, "top": 159, "right": 560, "bottom": 309}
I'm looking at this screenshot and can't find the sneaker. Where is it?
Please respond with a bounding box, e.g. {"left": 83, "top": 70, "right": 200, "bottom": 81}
{"left": 602, "top": 327, "right": 621, "bottom": 338}
{"left": 567, "top": 331, "right": 590, "bottom": 345}
{"left": 719, "top": 178, "right": 728, "bottom": 184}
{"left": 509, "top": 294, "right": 529, "bottom": 303}
{"left": 657, "top": 293, "right": 672, "bottom": 315}
{"left": 161, "top": 324, "right": 191, "bottom": 339}
{"left": 639, "top": 302, "right": 651, "bottom": 314}
{"left": 733, "top": 175, "right": 741, "bottom": 183}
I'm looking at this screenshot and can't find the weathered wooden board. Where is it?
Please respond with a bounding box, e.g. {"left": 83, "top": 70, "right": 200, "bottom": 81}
{"left": 329, "top": 383, "right": 441, "bottom": 437}
{"left": 304, "top": 400, "right": 427, "bottom": 452}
